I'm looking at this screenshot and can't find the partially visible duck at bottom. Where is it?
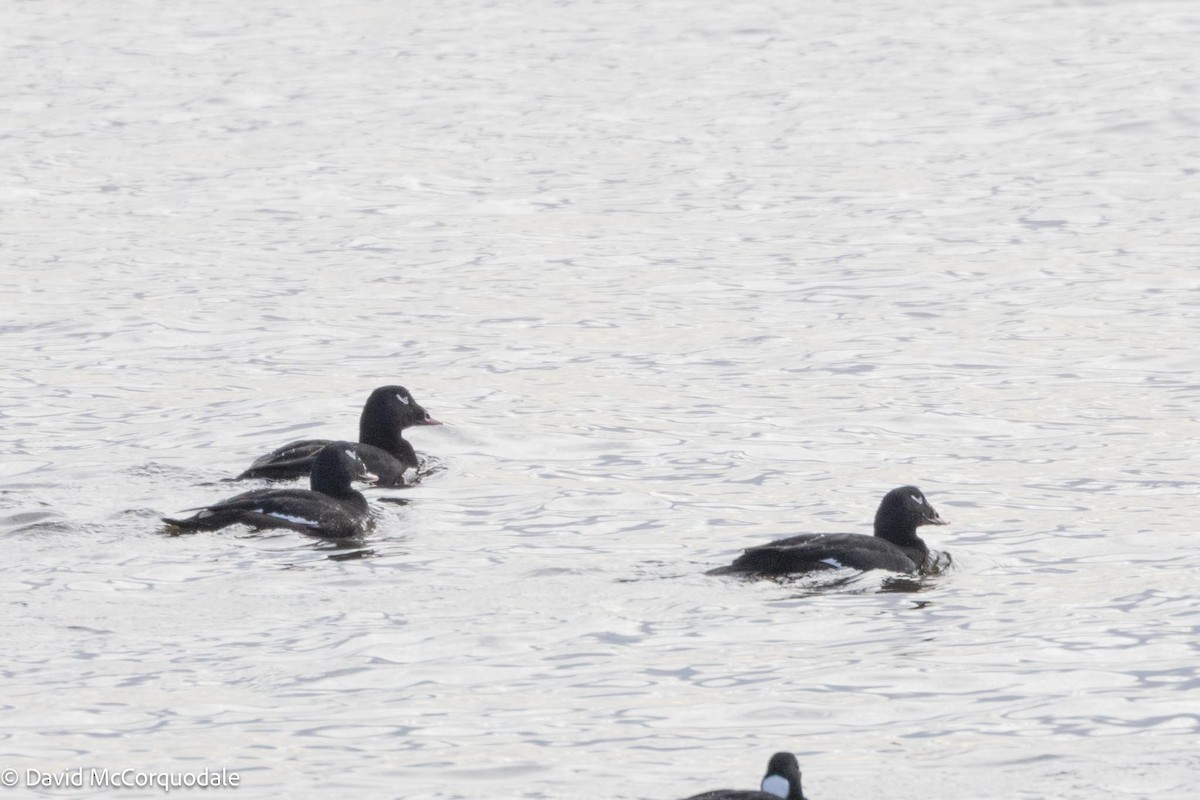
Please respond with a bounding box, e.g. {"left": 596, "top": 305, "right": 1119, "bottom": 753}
{"left": 164, "top": 442, "right": 376, "bottom": 538}
{"left": 681, "top": 752, "right": 806, "bottom": 800}
{"left": 236, "top": 385, "right": 443, "bottom": 486}
{"left": 713, "top": 486, "right": 950, "bottom": 577}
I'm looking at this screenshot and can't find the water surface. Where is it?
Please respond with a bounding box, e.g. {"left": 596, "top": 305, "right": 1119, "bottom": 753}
{"left": 2, "top": 1, "right": 1199, "bottom": 797}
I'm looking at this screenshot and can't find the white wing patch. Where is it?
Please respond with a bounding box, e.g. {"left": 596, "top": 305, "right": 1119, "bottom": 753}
{"left": 395, "top": 393, "right": 410, "bottom": 405}
{"left": 820, "top": 558, "right": 844, "bottom": 569}
{"left": 761, "top": 774, "right": 790, "bottom": 799}
{"left": 258, "top": 509, "right": 319, "bottom": 528}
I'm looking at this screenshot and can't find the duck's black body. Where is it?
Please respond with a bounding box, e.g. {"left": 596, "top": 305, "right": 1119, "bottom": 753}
{"left": 166, "top": 443, "right": 375, "bottom": 538}
{"left": 719, "top": 486, "right": 949, "bottom": 576}
{"left": 236, "top": 385, "right": 441, "bottom": 485}
{"left": 682, "top": 752, "right": 806, "bottom": 800}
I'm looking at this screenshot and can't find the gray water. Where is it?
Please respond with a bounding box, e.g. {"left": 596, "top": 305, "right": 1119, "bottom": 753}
{"left": 2, "top": 0, "right": 1199, "bottom": 797}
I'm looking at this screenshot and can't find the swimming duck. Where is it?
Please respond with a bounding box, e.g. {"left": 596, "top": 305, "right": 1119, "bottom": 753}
{"left": 166, "top": 442, "right": 375, "bottom": 537}
{"left": 681, "top": 752, "right": 806, "bottom": 800}
{"left": 236, "top": 385, "right": 441, "bottom": 485}
{"left": 718, "top": 486, "right": 949, "bottom": 576}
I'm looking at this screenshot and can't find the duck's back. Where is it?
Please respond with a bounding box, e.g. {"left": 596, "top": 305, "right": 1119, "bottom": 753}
{"left": 164, "top": 486, "right": 370, "bottom": 538}
{"left": 729, "top": 532, "right": 920, "bottom": 574}
{"left": 239, "top": 440, "right": 410, "bottom": 485}
{"left": 684, "top": 792, "right": 786, "bottom": 800}
{"left": 238, "top": 439, "right": 332, "bottom": 480}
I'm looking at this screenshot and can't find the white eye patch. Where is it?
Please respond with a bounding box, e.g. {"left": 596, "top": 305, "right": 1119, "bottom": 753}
{"left": 343, "top": 449, "right": 355, "bottom": 460}
{"left": 395, "top": 393, "right": 410, "bottom": 405}
{"left": 910, "top": 493, "right": 923, "bottom": 505}
{"left": 761, "top": 774, "right": 790, "bottom": 799}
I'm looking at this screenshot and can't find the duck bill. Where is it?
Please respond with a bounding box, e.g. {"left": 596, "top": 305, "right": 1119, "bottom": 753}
{"left": 925, "top": 514, "right": 950, "bottom": 526}
{"left": 359, "top": 470, "right": 381, "bottom": 486}
{"left": 421, "top": 415, "right": 444, "bottom": 426}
